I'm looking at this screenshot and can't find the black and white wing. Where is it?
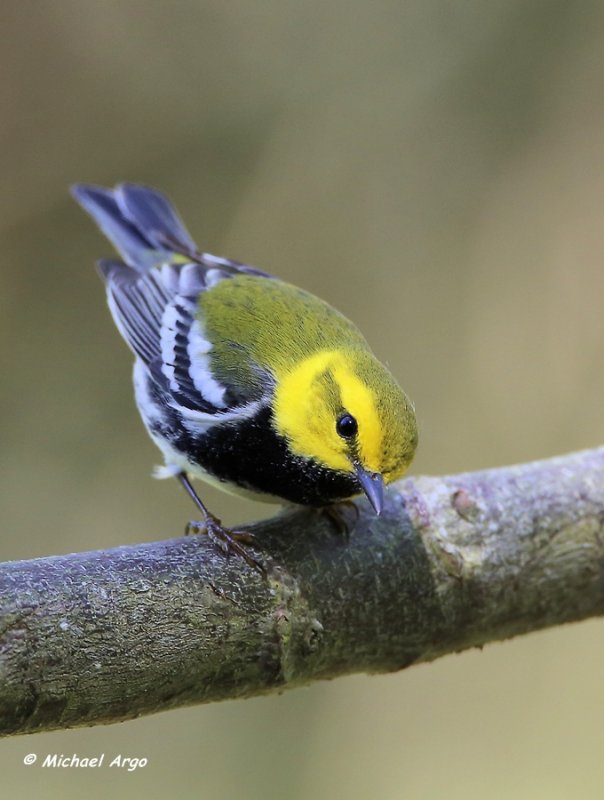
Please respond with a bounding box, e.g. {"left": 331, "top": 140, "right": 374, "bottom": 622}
{"left": 99, "top": 259, "right": 231, "bottom": 415}
{"left": 73, "top": 183, "right": 270, "bottom": 417}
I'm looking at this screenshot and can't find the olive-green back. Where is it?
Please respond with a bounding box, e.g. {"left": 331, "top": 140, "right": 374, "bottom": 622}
{"left": 199, "top": 274, "right": 370, "bottom": 403}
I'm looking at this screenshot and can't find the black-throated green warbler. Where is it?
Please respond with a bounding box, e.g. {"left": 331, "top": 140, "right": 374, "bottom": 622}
{"left": 73, "top": 183, "right": 417, "bottom": 559}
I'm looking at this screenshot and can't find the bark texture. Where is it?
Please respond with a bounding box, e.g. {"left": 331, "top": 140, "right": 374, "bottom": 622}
{"left": 1, "top": 447, "right": 603, "bottom": 737}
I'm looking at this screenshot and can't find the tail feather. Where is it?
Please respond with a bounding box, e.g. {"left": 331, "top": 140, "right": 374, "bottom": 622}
{"left": 71, "top": 183, "right": 198, "bottom": 271}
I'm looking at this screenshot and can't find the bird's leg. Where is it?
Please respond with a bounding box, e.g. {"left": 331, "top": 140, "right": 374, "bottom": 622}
{"left": 320, "top": 499, "right": 360, "bottom": 539}
{"left": 177, "top": 472, "right": 262, "bottom": 573}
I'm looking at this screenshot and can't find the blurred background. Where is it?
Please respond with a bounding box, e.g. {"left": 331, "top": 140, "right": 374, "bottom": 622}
{"left": 2, "top": 1, "right": 604, "bottom": 797}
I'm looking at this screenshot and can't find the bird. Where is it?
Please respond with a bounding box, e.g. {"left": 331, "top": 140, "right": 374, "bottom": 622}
{"left": 72, "top": 182, "right": 418, "bottom": 565}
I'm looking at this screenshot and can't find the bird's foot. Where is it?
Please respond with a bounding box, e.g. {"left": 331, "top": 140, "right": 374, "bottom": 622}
{"left": 186, "top": 515, "right": 264, "bottom": 575}
{"left": 320, "top": 500, "right": 360, "bottom": 539}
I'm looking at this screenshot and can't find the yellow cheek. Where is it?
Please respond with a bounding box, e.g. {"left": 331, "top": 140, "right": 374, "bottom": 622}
{"left": 384, "top": 461, "right": 407, "bottom": 485}
{"left": 273, "top": 351, "right": 351, "bottom": 473}
{"left": 332, "top": 364, "right": 382, "bottom": 473}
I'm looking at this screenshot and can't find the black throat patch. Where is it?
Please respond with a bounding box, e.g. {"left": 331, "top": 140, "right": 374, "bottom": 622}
{"left": 152, "top": 391, "right": 358, "bottom": 506}
{"left": 190, "top": 405, "right": 358, "bottom": 506}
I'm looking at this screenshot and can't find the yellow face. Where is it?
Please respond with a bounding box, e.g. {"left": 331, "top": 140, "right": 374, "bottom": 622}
{"left": 273, "top": 349, "right": 417, "bottom": 483}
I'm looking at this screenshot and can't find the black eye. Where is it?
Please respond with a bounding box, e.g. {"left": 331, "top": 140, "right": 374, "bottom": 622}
{"left": 336, "top": 413, "right": 358, "bottom": 439}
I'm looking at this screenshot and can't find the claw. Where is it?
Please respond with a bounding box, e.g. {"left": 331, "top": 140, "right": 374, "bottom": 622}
{"left": 186, "top": 515, "right": 264, "bottom": 575}
{"left": 320, "top": 500, "right": 360, "bottom": 539}
{"left": 178, "top": 472, "right": 265, "bottom": 575}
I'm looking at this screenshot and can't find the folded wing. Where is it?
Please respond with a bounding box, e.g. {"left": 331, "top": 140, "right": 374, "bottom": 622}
{"left": 73, "top": 183, "right": 269, "bottom": 417}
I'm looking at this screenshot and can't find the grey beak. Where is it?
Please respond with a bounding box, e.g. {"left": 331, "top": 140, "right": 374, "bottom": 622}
{"left": 354, "top": 464, "right": 385, "bottom": 515}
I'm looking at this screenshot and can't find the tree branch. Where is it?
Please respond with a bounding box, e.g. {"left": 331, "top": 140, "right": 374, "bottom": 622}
{"left": 2, "top": 447, "right": 604, "bottom": 737}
